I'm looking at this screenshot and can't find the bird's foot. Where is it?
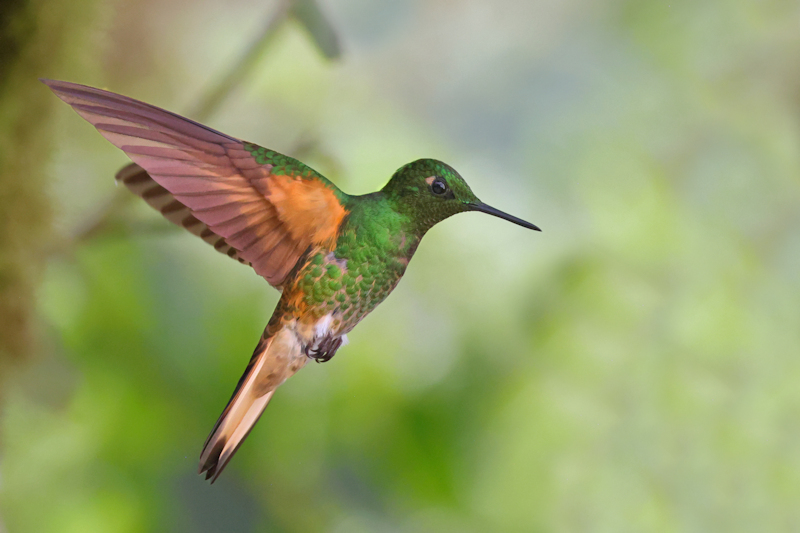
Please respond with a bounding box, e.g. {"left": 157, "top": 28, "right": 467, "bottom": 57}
{"left": 307, "top": 336, "right": 343, "bottom": 363}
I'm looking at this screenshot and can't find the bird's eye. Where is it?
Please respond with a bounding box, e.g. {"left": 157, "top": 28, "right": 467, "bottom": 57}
{"left": 430, "top": 177, "right": 448, "bottom": 196}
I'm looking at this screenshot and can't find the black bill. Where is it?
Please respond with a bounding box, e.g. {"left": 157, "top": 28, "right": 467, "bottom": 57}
{"left": 469, "top": 202, "right": 541, "bottom": 232}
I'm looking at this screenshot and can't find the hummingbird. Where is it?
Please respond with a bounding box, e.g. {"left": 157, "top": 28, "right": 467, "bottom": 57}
{"left": 43, "top": 79, "right": 540, "bottom": 482}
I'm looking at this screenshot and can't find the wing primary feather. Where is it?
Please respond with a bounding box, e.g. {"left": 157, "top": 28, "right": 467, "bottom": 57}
{"left": 42, "top": 79, "right": 238, "bottom": 143}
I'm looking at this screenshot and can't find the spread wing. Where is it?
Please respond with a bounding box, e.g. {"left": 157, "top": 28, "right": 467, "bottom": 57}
{"left": 43, "top": 79, "right": 348, "bottom": 287}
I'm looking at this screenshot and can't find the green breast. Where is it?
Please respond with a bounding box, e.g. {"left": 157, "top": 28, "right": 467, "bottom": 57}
{"left": 287, "top": 193, "right": 420, "bottom": 333}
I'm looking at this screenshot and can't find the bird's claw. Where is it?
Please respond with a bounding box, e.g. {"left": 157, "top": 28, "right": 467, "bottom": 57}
{"left": 307, "top": 336, "right": 343, "bottom": 363}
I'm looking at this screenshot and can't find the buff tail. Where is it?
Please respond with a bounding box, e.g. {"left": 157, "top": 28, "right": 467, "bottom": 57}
{"left": 198, "top": 325, "right": 305, "bottom": 482}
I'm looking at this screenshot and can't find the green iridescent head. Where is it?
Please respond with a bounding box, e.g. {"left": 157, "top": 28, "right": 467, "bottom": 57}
{"left": 382, "top": 158, "right": 540, "bottom": 234}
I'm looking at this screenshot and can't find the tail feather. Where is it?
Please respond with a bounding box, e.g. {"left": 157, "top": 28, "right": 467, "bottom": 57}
{"left": 198, "top": 325, "right": 305, "bottom": 482}
{"left": 200, "top": 391, "right": 275, "bottom": 481}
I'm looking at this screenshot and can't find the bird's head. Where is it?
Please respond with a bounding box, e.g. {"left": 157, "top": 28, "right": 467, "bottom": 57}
{"left": 381, "top": 158, "right": 541, "bottom": 235}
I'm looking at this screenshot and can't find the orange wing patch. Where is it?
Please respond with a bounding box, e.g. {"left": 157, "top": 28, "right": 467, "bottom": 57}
{"left": 266, "top": 175, "right": 347, "bottom": 249}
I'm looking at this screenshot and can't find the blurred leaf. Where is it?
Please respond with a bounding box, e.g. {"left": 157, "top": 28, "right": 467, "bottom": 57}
{"left": 290, "top": 0, "right": 342, "bottom": 60}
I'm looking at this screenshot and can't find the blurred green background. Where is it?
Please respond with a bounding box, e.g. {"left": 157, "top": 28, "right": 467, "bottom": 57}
{"left": 2, "top": 0, "right": 800, "bottom": 531}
